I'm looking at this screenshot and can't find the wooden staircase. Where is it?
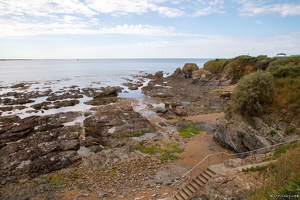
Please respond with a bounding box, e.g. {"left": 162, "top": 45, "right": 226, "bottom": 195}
{"left": 172, "top": 168, "right": 216, "bottom": 200}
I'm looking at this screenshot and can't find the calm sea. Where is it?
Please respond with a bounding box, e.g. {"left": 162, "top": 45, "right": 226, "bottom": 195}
{"left": 0, "top": 58, "right": 210, "bottom": 118}
{"left": 0, "top": 58, "right": 210, "bottom": 87}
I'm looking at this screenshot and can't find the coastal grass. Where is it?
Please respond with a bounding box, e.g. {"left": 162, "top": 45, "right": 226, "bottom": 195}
{"left": 178, "top": 126, "right": 200, "bottom": 138}
{"left": 135, "top": 141, "right": 182, "bottom": 161}
{"left": 49, "top": 174, "right": 69, "bottom": 187}
{"left": 247, "top": 142, "right": 300, "bottom": 200}
{"left": 272, "top": 77, "right": 300, "bottom": 110}
{"left": 244, "top": 166, "right": 268, "bottom": 174}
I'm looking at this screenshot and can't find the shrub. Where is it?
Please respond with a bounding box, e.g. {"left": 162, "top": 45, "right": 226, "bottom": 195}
{"left": 203, "top": 59, "right": 227, "bottom": 74}
{"left": 232, "top": 71, "right": 274, "bottom": 116}
{"left": 273, "top": 66, "right": 300, "bottom": 78}
{"left": 267, "top": 56, "right": 300, "bottom": 72}
{"left": 254, "top": 55, "right": 271, "bottom": 70}
{"left": 272, "top": 77, "right": 300, "bottom": 109}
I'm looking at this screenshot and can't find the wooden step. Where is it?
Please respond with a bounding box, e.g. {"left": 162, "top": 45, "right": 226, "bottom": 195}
{"left": 205, "top": 168, "right": 216, "bottom": 177}
{"left": 201, "top": 172, "right": 211, "bottom": 180}
{"left": 198, "top": 175, "right": 208, "bottom": 184}
{"left": 178, "top": 189, "right": 190, "bottom": 199}
{"left": 194, "top": 176, "right": 205, "bottom": 186}
{"left": 182, "top": 187, "right": 193, "bottom": 197}
{"left": 186, "top": 183, "right": 197, "bottom": 193}
{"left": 174, "top": 192, "right": 185, "bottom": 200}
{"left": 190, "top": 181, "right": 201, "bottom": 190}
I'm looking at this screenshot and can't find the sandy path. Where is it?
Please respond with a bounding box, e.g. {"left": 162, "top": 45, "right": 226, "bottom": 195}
{"left": 175, "top": 113, "right": 235, "bottom": 176}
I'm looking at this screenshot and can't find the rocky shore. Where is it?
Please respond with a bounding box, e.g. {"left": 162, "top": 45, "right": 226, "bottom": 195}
{"left": 1, "top": 57, "right": 299, "bottom": 199}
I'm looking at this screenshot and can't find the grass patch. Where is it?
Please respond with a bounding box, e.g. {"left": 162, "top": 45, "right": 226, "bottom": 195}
{"left": 69, "top": 172, "right": 81, "bottom": 179}
{"left": 175, "top": 120, "right": 201, "bottom": 138}
{"left": 273, "top": 142, "right": 299, "bottom": 158}
{"left": 131, "top": 131, "right": 144, "bottom": 137}
{"left": 49, "top": 174, "right": 69, "bottom": 187}
{"left": 109, "top": 169, "right": 117, "bottom": 178}
{"left": 244, "top": 166, "right": 268, "bottom": 174}
{"left": 247, "top": 142, "right": 300, "bottom": 200}
{"left": 178, "top": 126, "right": 200, "bottom": 138}
{"left": 272, "top": 77, "right": 300, "bottom": 110}
{"left": 135, "top": 141, "right": 182, "bottom": 161}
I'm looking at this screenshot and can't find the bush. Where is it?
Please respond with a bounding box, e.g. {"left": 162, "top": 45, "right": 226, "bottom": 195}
{"left": 267, "top": 56, "right": 300, "bottom": 72}
{"left": 232, "top": 71, "right": 274, "bottom": 116}
{"left": 273, "top": 66, "right": 300, "bottom": 78}
{"left": 203, "top": 59, "right": 227, "bottom": 74}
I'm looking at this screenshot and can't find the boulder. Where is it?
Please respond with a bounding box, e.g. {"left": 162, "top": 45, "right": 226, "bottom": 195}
{"left": 182, "top": 63, "right": 199, "bottom": 78}
{"left": 154, "top": 71, "right": 163, "bottom": 79}
{"left": 192, "top": 69, "right": 212, "bottom": 82}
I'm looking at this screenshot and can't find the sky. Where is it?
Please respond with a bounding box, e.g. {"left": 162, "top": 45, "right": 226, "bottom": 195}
{"left": 0, "top": 0, "right": 300, "bottom": 59}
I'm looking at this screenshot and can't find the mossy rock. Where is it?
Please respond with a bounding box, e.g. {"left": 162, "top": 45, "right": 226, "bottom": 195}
{"left": 182, "top": 63, "right": 199, "bottom": 78}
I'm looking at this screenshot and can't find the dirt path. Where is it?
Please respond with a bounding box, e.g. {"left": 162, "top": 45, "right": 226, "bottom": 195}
{"left": 175, "top": 113, "right": 235, "bottom": 176}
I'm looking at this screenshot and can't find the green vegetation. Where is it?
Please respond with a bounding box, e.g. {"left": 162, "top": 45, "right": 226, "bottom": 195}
{"left": 131, "top": 131, "right": 144, "bottom": 137}
{"left": 244, "top": 165, "right": 268, "bottom": 174}
{"left": 49, "top": 174, "right": 69, "bottom": 187}
{"left": 109, "top": 169, "right": 117, "bottom": 178}
{"left": 135, "top": 141, "right": 182, "bottom": 161}
{"left": 269, "top": 130, "right": 277, "bottom": 136}
{"left": 178, "top": 126, "right": 200, "bottom": 138}
{"left": 266, "top": 56, "right": 300, "bottom": 72}
{"left": 272, "top": 76, "right": 300, "bottom": 110}
{"left": 273, "top": 142, "right": 299, "bottom": 158}
{"left": 232, "top": 71, "right": 274, "bottom": 116}
{"left": 69, "top": 172, "right": 81, "bottom": 179}
{"left": 248, "top": 142, "right": 300, "bottom": 200}
{"left": 203, "top": 58, "right": 227, "bottom": 74}
{"left": 176, "top": 120, "right": 201, "bottom": 138}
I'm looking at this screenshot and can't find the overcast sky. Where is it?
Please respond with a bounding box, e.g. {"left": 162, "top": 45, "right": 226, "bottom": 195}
{"left": 0, "top": 0, "right": 300, "bottom": 59}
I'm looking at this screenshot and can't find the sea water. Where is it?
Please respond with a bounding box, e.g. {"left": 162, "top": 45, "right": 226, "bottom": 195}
{"left": 0, "top": 58, "right": 210, "bottom": 118}
{"left": 0, "top": 58, "right": 210, "bottom": 87}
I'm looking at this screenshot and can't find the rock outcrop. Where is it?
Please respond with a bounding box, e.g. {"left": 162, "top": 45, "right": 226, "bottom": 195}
{"left": 214, "top": 114, "right": 299, "bottom": 152}
{"left": 83, "top": 105, "right": 156, "bottom": 148}
{"left": 182, "top": 63, "right": 199, "bottom": 78}
{"left": 192, "top": 69, "right": 213, "bottom": 82}
{"left": 0, "top": 112, "right": 82, "bottom": 183}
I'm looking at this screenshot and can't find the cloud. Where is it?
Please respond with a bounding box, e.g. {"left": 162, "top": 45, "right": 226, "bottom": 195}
{"left": 0, "top": 0, "right": 96, "bottom": 17}
{"left": 238, "top": 1, "right": 300, "bottom": 16}
{"left": 192, "top": 0, "right": 224, "bottom": 16}
{"left": 59, "top": 32, "right": 300, "bottom": 58}
{"left": 0, "top": 17, "right": 192, "bottom": 37}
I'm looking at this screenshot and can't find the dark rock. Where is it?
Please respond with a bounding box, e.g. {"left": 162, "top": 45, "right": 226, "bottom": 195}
{"left": 31, "top": 102, "right": 52, "bottom": 110}
{"left": 155, "top": 71, "right": 163, "bottom": 79}
{"left": 2, "top": 98, "right": 34, "bottom": 105}
{"left": 0, "top": 113, "right": 82, "bottom": 182}
{"left": 0, "top": 106, "right": 14, "bottom": 112}
{"left": 174, "top": 107, "right": 187, "bottom": 116}
{"left": 53, "top": 100, "right": 80, "bottom": 108}
{"left": 182, "top": 63, "right": 199, "bottom": 78}
{"left": 46, "top": 92, "right": 83, "bottom": 101}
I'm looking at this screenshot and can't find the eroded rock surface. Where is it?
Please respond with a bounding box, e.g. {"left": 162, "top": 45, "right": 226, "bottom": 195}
{"left": 0, "top": 112, "right": 82, "bottom": 183}
{"left": 214, "top": 114, "right": 300, "bottom": 152}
